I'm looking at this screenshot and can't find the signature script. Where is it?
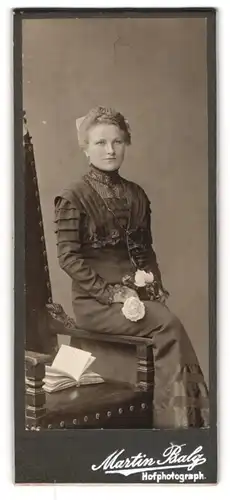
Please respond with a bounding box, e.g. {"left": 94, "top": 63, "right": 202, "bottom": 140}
{"left": 91, "top": 444, "right": 207, "bottom": 477}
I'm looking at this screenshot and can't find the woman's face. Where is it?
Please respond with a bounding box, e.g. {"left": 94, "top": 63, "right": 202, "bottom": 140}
{"left": 84, "top": 123, "right": 126, "bottom": 171}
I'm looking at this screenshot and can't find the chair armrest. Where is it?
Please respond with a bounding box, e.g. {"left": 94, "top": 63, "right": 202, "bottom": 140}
{"left": 46, "top": 303, "right": 154, "bottom": 392}
{"left": 25, "top": 350, "right": 54, "bottom": 366}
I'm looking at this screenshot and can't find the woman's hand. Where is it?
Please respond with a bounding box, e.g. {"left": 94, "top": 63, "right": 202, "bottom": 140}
{"left": 138, "top": 282, "right": 169, "bottom": 304}
{"left": 112, "top": 285, "right": 139, "bottom": 304}
{"left": 157, "top": 287, "right": 170, "bottom": 305}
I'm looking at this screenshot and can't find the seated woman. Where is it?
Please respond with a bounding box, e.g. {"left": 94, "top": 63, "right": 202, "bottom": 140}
{"left": 54, "top": 106, "right": 209, "bottom": 429}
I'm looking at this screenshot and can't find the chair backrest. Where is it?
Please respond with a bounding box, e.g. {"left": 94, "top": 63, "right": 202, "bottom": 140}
{"left": 24, "top": 112, "right": 57, "bottom": 354}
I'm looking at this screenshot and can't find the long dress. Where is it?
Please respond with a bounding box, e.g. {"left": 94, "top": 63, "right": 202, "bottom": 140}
{"left": 54, "top": 165, "right": 209, "bottom": 428}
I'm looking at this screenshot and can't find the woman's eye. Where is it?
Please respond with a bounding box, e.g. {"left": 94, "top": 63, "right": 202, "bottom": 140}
{"left": 96, "top": 140, "right": 106, "bottom": 145}
{"left": 115, "top": 139, "right": 122, "bottom": 144}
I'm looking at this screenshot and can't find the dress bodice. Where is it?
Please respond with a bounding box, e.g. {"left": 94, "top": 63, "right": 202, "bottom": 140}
{"left": 54, "top": 165, "right": 164, "bottom": 305}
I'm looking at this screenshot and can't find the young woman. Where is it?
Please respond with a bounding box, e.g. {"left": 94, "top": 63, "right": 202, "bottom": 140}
{"left": 54, "top": 106, "right": 209, "bottom": 428}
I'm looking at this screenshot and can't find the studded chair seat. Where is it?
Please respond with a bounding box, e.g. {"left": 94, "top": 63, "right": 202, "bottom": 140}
{"left": 40, "top": 381, "right": 151, "bottom": 430}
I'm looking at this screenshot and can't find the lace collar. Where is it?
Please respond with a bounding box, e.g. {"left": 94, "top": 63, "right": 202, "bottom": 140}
{"left": 86, "top": 165, "right": 122, "bottom": 186}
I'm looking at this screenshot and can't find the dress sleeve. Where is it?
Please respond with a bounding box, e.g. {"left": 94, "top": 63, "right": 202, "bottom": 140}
{"left": 54, "top": 195, "right": 115, "bottom": 305}
{"left": 132, "top": 190, "right": 166, "bottom": 290}
{"left": 144, "top": 199, "right": 164, "bottom": 288}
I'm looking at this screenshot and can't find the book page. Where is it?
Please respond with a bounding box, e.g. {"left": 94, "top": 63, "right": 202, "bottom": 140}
{"left": 43, "top": 379, "right": 77, "bottom": 392}
{"left": 79, "top": 371, "right": 104, "bottom": 386}
{"left": 45, "top": 365, "right": 75, "bottom": 379}
{"left": 84, "top": 356, "right": 96, "bottom": 372}
{"left": 52, "top": 345, "right": 92, "bottom": 382}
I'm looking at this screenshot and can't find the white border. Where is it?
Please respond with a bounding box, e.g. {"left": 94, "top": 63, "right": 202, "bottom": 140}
{"left": 1, "top": 1, "right": 229, "bottom": 498}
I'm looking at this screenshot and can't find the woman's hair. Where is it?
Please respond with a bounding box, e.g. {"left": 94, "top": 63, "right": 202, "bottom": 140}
{"left": 77, "top": 106, "right": 131, "bottom": 149}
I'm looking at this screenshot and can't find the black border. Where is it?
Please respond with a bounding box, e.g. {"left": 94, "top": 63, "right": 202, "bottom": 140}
{"left": 14, "top": 8, "right": 217, "bottom": 484}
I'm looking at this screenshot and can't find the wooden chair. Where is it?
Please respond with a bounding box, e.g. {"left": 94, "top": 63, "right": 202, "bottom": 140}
{"left": 24, "top": 113, "right": 154, "bottom": 430}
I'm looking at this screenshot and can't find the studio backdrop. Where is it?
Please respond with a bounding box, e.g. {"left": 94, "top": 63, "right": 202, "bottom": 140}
{"left": 22, "top": 17, "right": 209, "bottom": 384}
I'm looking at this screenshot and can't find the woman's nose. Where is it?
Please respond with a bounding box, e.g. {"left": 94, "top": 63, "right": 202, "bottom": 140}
{"left": 105, "top": 143, "right": 115, "bottom": 155}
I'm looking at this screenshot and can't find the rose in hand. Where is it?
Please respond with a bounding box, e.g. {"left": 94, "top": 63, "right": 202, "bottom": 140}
{"left": 134, "top": 269, "right": 154, "bottom": 287}
{"left": 117, "top": 270, "right": 170, "bottom": 305}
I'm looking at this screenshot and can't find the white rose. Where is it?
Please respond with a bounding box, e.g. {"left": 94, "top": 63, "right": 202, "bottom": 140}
{"left": 134, "top": 269, "right": 154, "bottom": 287}
{"left": 143, "top": 271, "right": 154, "bottom": 283}
{"left": 122, "top": 297, "right": 145, "bottom": 322}
{"left": 134, "top": 270, "right": 147, "bottom": 287}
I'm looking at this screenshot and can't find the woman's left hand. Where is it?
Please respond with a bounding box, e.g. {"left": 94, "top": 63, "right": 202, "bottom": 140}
{"left": 142, "top": 282, "right": 169, "bottom": 304}
{"left": 157, "top": 287, "right": 170, "bottom": 305}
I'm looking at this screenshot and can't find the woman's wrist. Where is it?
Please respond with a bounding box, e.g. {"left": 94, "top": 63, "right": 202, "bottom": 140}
{"left": 106, "top": 284, "right": 122, "bottom": 304}
{"left": 107, "top": 284, "right": 138, "bottom": 304}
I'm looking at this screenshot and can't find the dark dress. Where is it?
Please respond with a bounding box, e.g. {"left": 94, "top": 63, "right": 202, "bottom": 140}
{"left": 54, "top": 165, "right": 209, "bottom": 428}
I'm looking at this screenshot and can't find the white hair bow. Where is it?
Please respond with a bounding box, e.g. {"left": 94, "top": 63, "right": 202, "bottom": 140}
{"left": 76, "top": 116, "right": 86, "bottom": 132}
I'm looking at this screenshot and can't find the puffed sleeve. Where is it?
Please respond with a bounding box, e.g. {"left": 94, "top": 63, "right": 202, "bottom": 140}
{"left": 54, "top": 195, "right": 115, "bottom": 305}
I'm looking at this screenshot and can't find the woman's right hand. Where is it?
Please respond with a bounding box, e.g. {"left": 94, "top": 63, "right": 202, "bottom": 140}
{"left": 112, "top": 285, "right": 139, "bottom": 304}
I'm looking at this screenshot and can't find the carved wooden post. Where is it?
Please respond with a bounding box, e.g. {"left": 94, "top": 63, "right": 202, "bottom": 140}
{"left": 136, "top": 344, "right": 154, "bottom": 427}
{"left": 136, "top": 344, "right": 154, "bottom": 393}
{"left": 25, "top": 351, "right": 52, "bottom": 430}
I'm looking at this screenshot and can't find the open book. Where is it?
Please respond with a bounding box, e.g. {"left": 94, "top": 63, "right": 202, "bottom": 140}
{"left": 43, "top": 344, "right": 104, "bottom": 393}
